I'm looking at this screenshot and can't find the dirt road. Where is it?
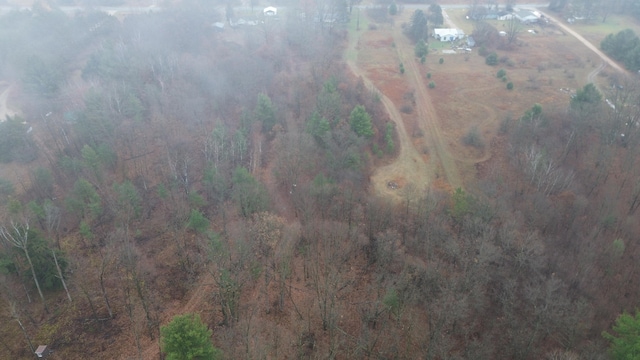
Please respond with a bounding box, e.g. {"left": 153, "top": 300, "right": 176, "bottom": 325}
{"left": 395, "top": 31, "right": 463, "bottom": 190}
{"left": 441, "top": 9, "right": 460, "bottom": 29}
{"left": 587, "top": 61, "right": 607, "bottom": 91}
{"left": 537, "top": 10, "right": 627, "bottom": 74}
{"left": 347, "top": 14, "right": 464, "bottom": 199}
{"left": 347, "top": 60, "right": 434, "bottom": 199}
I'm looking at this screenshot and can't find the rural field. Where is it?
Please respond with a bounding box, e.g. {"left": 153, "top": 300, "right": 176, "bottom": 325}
{"left": 350, "top": 3, "right": 627, "bottom": 199}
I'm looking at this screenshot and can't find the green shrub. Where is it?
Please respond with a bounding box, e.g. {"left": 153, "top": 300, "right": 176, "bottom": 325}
{"left": 486, "top": 52, "right": 498, "bottom": 66}
{"left": 399, "top": 63, "right": 405, "bottom": 74}
{"left": 497, "top": 69, "right": 506, "bottom": 78}
{"left": 389, "top": 2, "right": 398, "bottom": 15}
{"left": 428, "top": 81, "right": 436, "bottom": 88}
{"left": 427, "top": 72, "right": 432, "bottom": 79}
{"left": 415, "top": 39, "right": 428, "bottom": 58}
{"left": 161, "top": 313, "right": 222, "bottom": 360}
{"left": 439, "top": 57, "right": 444, "bottom": 64}
{"left": 507, "top": 82, "right": 514, "bottom": 90}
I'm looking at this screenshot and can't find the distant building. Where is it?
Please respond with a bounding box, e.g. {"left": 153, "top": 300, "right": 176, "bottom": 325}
{"left": 212, "top": 22, "right": 225, "bottom": 31}
{"left": 433, "top": 28, "right": 465, "bottom": 42}
{"left": 263, "top": 6, "right": 277, "bottom": 16}
{"left": 498, "top": 12, "right": 515, "bottom": 20}
{"left": 514, "top": 9, "right": 540, "bottom": 24}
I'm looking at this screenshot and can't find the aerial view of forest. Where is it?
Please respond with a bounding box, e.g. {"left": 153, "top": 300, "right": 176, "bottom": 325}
{"left": 1, "top": 0, "right": 640, "bottom": 358}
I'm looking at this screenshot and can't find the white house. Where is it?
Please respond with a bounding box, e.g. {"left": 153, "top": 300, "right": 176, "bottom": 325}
{"left": 433, "top": 28, "right": 465, "bottom": 42}
{"left": 263, "top": 6, "right": 277, "bottom": 16}
{"left": 514, "top": 9, "right": 540, "bottom": 23}
{"left": 498, "top": 13, "right": 515, "bottom": 20}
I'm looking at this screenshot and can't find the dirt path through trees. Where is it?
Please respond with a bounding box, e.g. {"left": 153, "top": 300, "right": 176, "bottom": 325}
{"left": 347, "top": 20, "right": 465, "bottom": 199}
{"left": 391, "top": 25, "right": 464, "bottom": 190}
{"left": 346, "top": 26, "right": 435, "bottom": 199}
{"left": 348, "top": 60, "right": 434, "bottom": 199}
{"left": 140, "top": 272, "right": 216, "bottom": 359}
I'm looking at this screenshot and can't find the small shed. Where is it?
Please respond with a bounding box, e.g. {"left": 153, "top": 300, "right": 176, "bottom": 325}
{"left": 35, "top": 345, "right": 51, "bottom": 358}
{"left": 466, "top": 36, "right": 476, "bottom": 47}
{"left": 263, "top": 6, "right": 277, "bottom": 16}
{"left": 212, "top": 22, "right": 225, "bottom": 31}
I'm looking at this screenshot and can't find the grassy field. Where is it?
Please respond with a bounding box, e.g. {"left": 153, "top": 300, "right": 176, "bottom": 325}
{"left": 570, "top": 14, "right": 640, "bottom": 45}
{"left": 346, "top": 9, "right": 371, "bottom": 62}
{"left": 444, "top": 7, "right": 640, "bottom": 48}
{"left": 445, "top": 8, "right": 476, "bottom": 34}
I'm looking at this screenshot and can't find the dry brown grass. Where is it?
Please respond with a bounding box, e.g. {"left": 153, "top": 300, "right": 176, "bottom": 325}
{"left": 352, "top": 8, "right": 608, "bottom": 196}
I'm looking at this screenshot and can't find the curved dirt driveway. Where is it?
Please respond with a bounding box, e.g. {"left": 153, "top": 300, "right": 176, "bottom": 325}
{"left": 348, "top": 21, "right": 464, "bottom": 200}
{"left": 347, "top": 60, "right": 434, "bottom": 199}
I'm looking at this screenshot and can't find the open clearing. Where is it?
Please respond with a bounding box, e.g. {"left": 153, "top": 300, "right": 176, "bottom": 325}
{"left": 350, "top": 6, "right": 628, "bottom": 198}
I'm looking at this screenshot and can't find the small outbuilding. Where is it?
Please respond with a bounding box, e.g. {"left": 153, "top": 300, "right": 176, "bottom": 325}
{"left": 35, "top": 345, "right": 51, "bottom": 358}
{"left": 263, "top": 6, "right": 277, "bottom": 16}
{"left": 466, "top": 36, "right": 476, "bottom": 47}
{"left": 212, "top": 22, "right": 225, "bottom": 31}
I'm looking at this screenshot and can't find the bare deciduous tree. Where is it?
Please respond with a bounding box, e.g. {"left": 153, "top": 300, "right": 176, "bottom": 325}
{"left": 0, "top": 220, "right": 48, "bottom": 313}
{"left": 505, "top": 17, "right": 521, "bottom": 46}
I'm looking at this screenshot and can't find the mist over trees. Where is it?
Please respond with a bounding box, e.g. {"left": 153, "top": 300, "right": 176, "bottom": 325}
{"left": 0, "top": 1, "right": 640, "bottom": 359}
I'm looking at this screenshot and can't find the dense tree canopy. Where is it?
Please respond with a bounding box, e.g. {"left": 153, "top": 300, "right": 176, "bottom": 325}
{"left": 4, "top": 1, "right": 640, "bottom": 359}
{"left": 0, "top": 228, "right": 66, "bottom": 291}
{"left": 603, "top": 311, "right": 640, "bottom": 360}
{"left": 601, "top": 29, "right": 640, "bottom": 71}
{"left": 406, "top": 10, "right": 428, "bottom": 42}
{"left": 256, "top": 93, "right": 277, "bottom": 133}
{"left": 428, "top": 4, "right": 444, "bottom": 27}
{"left": 349, "top": 105, "right": 374, "bottom": 138}
{"left": 0, "top": 116, "right": 37, "bottom": 163}
{"left": 571, "top": 83, "right": 602, "bottom": 117}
